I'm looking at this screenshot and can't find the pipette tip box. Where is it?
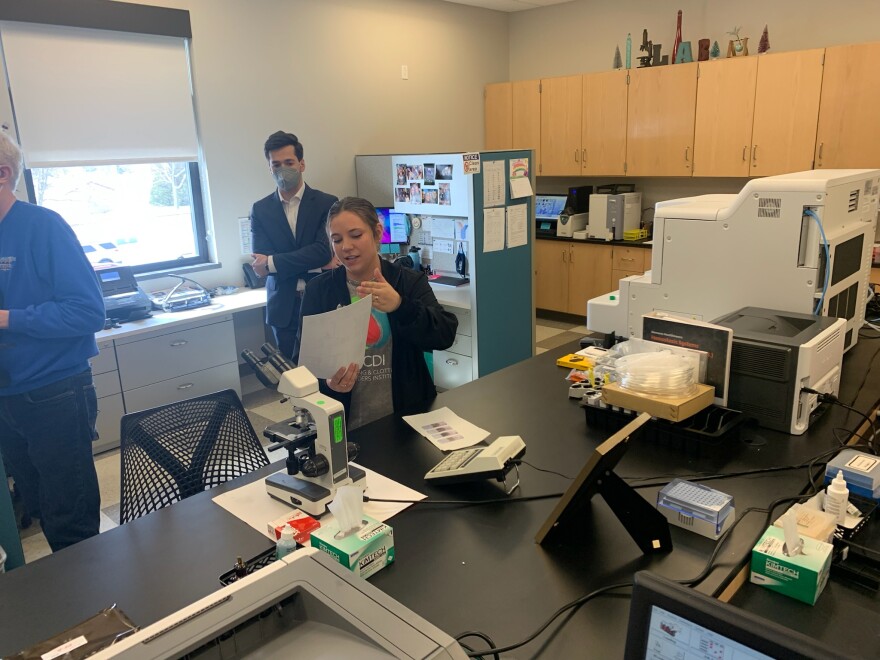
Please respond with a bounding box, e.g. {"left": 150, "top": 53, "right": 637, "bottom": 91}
{"left": 656, "top": 479, "right": 734, "bottom": 540}
{"left": 823, "top": 449, "right": 880, "bottom": 501}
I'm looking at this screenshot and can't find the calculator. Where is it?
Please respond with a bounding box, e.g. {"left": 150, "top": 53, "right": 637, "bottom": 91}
{"left": 424, "top": 436, "right": 526, "bottom": 485}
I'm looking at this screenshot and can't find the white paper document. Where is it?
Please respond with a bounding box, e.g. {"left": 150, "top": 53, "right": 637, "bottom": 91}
{"left": 239, "top": 217, "right": 252, "bottom": 255}
{"left": 509, "top": 176, "right": 533, "bottom": 199}
{"left": 507, "top": 203, "right": 528, "bottom": 248}
{"left": 483, "top": 207, "right": 505, "bottom": 253}
{"left": 212, "top": 463, "right": 427, "bottom": 539}
{"left": 483, "top": 160, "right": 505, "bottom": 207}
{"left": 431, "top": 217, "right": 455, "bottom": 239}
{"left": 403, "top": 407, "right": 489, "bottom": 451}
{"left": 299, "top": 295, "right": 372, "bottom": 379}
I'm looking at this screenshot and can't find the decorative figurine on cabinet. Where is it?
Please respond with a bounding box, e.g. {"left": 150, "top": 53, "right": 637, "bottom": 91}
{"left": 758, "top": 25, "right": 770, "bottom": 54}
{"left": 698, "top": 38, "right": 711, "bottom": 61}
{"left": 637, "top": 28, "right": 653, "bottom": 67}
{"left": 726, "top": 26, "right": 748, "bottom": 57}
{"left": 675, "top": 41, "right": 693, "bottom": 63}
{"left": 672, "top": 10, "right": 683, "bottom": 63}
{"left": 710, "top": 40, "right": 721, "bottom": 59}
{"left": 613, "top": 45, "right": 623, "bottom": 69}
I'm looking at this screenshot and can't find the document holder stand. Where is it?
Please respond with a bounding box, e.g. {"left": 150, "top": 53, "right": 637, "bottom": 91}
{"left": 535, "top": 412, "right": 673, "bottom": 555}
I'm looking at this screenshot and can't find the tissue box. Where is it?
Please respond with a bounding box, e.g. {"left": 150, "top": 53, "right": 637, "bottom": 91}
{"left": 310, "top": 515, "right": 394, "bottom": 579}
{"left": 267, "top": 509, "right": 321, "bottom": 545}
{"left": 750, "top": 526, "right": 832, "bottom": 605}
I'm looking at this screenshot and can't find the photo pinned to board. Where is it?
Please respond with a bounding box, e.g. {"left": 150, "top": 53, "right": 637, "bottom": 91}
{"left": 439, "top": 182, "right": 451, "bottom": 206}
{"left": 422, "top": 189, "right": 438, "bottom": 204}
{"left": 424, "top": 163, "right": 436, "bottom": 185}
{"left": 436, "top": 164, "right": 453, "bottom": 180}
{"left": 409, "top": 182, "right": 422, "bottom": 204}
{"left": 396, "top": 164, "right": 407, "bottom": 185}
{"left": 395, "top": 187, "right": 410, "bottom": 203}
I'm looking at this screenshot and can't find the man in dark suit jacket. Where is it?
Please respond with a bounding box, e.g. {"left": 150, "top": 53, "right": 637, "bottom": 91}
{"left": 250, "top": 131, "right": 337, "bottom": 359}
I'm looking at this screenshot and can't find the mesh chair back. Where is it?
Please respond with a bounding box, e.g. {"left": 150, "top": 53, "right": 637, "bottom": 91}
{"left": 119, "top": 389, "right": 269, "bottom": 524}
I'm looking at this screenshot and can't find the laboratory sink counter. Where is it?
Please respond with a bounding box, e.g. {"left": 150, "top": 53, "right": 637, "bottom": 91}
{"left": 0, "top": 340, "right": 878, "bottom": 657}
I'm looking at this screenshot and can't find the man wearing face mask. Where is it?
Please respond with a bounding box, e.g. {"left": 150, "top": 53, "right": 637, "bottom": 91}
{"left": 250, "top": 131, "right": 337, "bottom": 359}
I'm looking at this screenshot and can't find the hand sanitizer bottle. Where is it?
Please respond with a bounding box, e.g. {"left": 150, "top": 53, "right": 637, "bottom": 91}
{"left": 276, "top": 523, "right": 297, "bottom": 560}
{"left": 824, "top": 470, "right": 849, "bottom": 525}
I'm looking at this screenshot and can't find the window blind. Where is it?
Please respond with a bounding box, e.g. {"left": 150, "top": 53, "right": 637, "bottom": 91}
{"left": 0, "top": 21, "right": 199, "bottom": 167}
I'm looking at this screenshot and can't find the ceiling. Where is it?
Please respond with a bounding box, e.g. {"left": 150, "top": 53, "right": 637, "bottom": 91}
{"left": 440, "top": 0, "right": 573, "bottom": 12}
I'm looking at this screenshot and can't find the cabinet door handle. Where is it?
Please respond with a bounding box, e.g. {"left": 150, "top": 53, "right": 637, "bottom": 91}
{"left": 582, "top": 149, "right": 586, "bottom": 164}
{"left": 170, "top": 340, "right": 188, "bottom": 347}
{"left": 817, "top": 142, "right": 824, "bottom": 165}
{"left": 445, "top": 358, "right": 458, "bottom": 366}
{"left": 574, "top": 149, "right": 579, "bottom": 162}
{"left": 752, "top": 145, "right": 757, "bottom": 164}
{"left": 177, "top": 383, "right": 194, "bottom": 390}
{"left": 562, "top": 248, "right": 567, "bottom": 263}
{"left": 684, "top": 146, "right": 690, "bottom": 162}
{"left": 620, "top": 257, "right": 635, "bottom": 262}
{"left": 742, "top": 145, "right": 748, "bottom": 161}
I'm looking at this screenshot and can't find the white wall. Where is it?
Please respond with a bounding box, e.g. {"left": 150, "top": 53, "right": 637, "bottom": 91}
{"left": 122, "top": 0, "right": 509, "bottom": 291}
{"left": 510, "top": 0, "right": 880, "bottom": 79}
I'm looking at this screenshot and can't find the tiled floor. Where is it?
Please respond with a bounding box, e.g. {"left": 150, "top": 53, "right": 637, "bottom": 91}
{"left": 13, "top": 313, "right": 586, "bottom": 564}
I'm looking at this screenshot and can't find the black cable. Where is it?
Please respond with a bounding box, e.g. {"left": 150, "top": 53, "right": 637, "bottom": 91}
{"left": 802, "top": 388, "right": 876, "bottom": 452}
{"left": 842, "top": 343, "right": 880, "bottom": 407}
{"left": 515, "top": 459, "right": 574, "bottom": 480}
{"left": 455, "top": 632, "right": 499, "bottom": 660}
{"left": 460, "top": 582, "right": 633, "bottom": 658}
{"left": 363, "top": 493, "right": 563, "bottom": 506}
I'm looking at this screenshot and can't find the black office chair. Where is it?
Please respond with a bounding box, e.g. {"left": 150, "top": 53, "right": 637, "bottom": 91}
{"left": 119, "top": 389, "right": 269, "bottom": 524}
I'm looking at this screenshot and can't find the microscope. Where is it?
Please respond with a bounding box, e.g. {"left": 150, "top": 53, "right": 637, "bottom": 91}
{"left": 242, "top": 345, "right": 367, "bottom": 516}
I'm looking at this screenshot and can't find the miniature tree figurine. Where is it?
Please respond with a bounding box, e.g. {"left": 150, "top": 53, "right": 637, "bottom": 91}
{"left": 726, "top": 26, "right": 748, "bottom": 56}
{"left": 710, "top": 40, "right": 720, "bottom": 59}
{"left": 613, "top": 45, "right": 622, "bottom": 69}
{"left": 758, "top": 25, "right": 770, "bottom": 54}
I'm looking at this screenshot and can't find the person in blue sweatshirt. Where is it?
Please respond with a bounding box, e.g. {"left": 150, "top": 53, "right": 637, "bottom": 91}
{"left": 0, "top": 132, "right": 106, "bottom": 552}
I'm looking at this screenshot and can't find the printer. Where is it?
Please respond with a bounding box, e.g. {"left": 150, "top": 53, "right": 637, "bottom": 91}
{"left": 713, "top": 307, "right": 845, "bottom": 435}
{"left": 557, "top": 211, "right": 589, "bottom": 237}
{"left": 97, "top": 265, "right": 152, "bottom": 322}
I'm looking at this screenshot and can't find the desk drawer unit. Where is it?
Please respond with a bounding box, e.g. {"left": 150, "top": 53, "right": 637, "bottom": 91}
{"left": 93, "top": 393, "right": 124, "bottom": 455}
{"left": 447, "top": 333, "right": 472, "bottom": 357}
{"left": 115, "top": 318, "right": 235, "bottom": 391}
{"left": 611, "top": 246, "right": 647, "bottom": 272}
{"left": 433, "top": 350, "right": 474, "bottom": 390}
{"left": 447, "top": 307, "right": 472, "bottom": 336}
{"left": 123, "top": 362, "right": 241, "bottom": 413}
{"left": 91, "top": 340, "right": 118, "bottom": 375}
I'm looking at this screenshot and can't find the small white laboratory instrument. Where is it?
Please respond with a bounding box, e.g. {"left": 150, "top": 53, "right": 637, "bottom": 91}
{"left": 425, "top": 435, "right": 526, "bottom": 488}
{"left": 557, "top": 212, "right": 589, "bottom": 237}
{"left": 588, "top": 170, "right": 880, "bottom": 353}
{"left": 588, "top": 192, "right": 642, "bottom": 240}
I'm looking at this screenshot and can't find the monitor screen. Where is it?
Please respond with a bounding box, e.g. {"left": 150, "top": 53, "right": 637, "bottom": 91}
{"left": 535, "top": 195, "right": 568, "bottom": 219}
{"left": 624, "top": 571, "right": 845, "bottom": 660}
{"left": 376, "top": 208, "right": 408, "bottom": 244}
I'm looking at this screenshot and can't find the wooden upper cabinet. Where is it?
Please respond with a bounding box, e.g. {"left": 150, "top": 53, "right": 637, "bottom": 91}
{"left": 627, "top": 63, "right": 698, "bottom": 176}
{"left": 484, "top": 82, "right": 512, "bottom": 150}
{"left": 816, "top": 42, "right": 880, "bottom": 169}
{"left": 750, "top": 49, "right": 824, "bottom": 176}
{"left": 693, "top": 58, "right": 758, "bottom": 177}
{"left": 540, "top": 75, "right": 582, "bottom": 176}
{"left": 512, "top": 79, "right": 541, "bottom": 165}
{"left": 582, "top": 70, "right": 628, "bottom": 176}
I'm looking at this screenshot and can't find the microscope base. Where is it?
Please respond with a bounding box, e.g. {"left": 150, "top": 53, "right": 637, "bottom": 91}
{"left": 266, "top": 467, "right": 368, "bottom": 517}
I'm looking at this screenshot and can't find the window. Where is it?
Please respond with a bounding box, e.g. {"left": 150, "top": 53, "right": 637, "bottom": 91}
{"left": 0, "top": 7, "right": 208, "bottom": 274}
{"left": 28, "top": 162, "right": 208, "bottom": 273}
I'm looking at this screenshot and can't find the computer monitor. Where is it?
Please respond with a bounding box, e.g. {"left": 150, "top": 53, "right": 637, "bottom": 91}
{"left": 535, "top": 412, "right": 672, "bottom": 555}
{"left": 624, "top": 571, "right": 847, "bottom": 659}
{"left": 535, "top": 194, "right": 568, "bottom": 219}
{"left": 376, "top": 207, "right": 408, "bottom": 244}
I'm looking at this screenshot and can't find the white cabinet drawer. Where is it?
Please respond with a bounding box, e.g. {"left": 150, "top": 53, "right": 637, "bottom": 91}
{"left": 122, "top": 362, "right": 241, "bottom": 414}
{"left": 94, "top": 370, "right": 121, "bottom": 398}
{"left": 447, "top": 333, "right": 472, "bottom": 357}
{"left": 116, "top": 320, "right": 236, "bottom": 391}
{"left": 446, "top": 307, "right": 472, "bottom": 336}
{"left": 433, "top": 350, "right": 473, "bottom": 390}
{"left": 93, "top": 392, "right": 124, "bottom": 455}
{"left": 91, "top": 341, "right": 118, "bottom": 375}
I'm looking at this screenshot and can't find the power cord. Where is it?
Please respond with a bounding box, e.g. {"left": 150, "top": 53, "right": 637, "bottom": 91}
{"left": 802, "top": 387, "right": 876, "bottom": 452}
{"left": 458, "top": 582, "right": 633, "bottom": 658}
{"left": 514, "top": 459, "right": 574, "bottom": 480}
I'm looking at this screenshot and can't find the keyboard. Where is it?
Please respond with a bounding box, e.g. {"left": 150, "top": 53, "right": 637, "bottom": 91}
{"left": 430, "top": 276, "right": 469, "bottom": 287}
{"left": 424, "top": 436, "right": 526, "bottom": 485}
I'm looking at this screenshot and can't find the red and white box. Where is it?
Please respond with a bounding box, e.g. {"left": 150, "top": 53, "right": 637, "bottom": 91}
{"left": 267, "top": 509, "right": 321, "bottom": 545}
